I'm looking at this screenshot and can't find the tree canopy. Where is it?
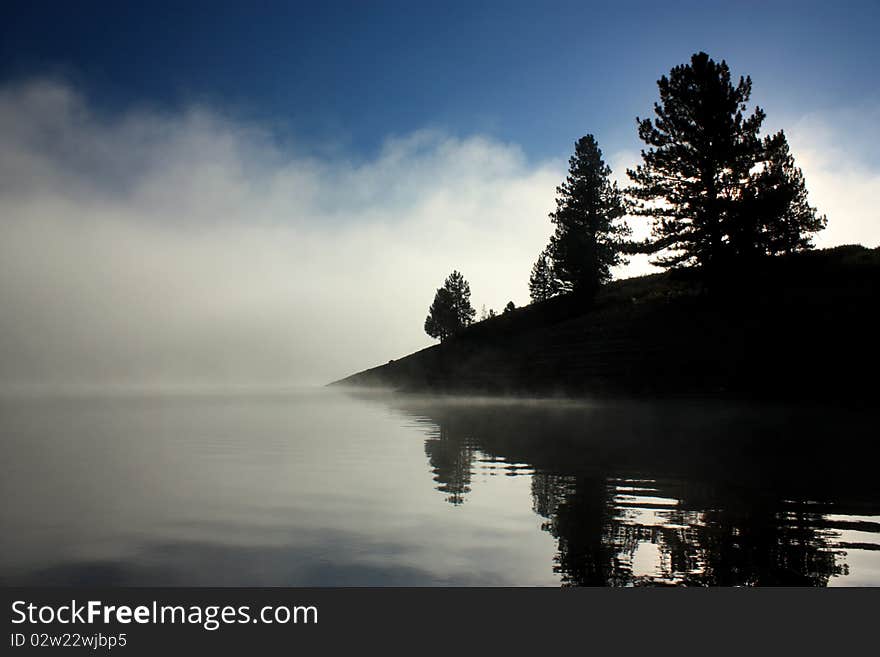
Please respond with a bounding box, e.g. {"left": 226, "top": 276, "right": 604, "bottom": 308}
{"left": 529, "top": 247, "right": 560, "bottom": 303}
{"left": 543, "top": 135, "right": 630, "bottom": 299}
{"left": 424, "top": 270, "right": 476, "bottom": 342}
{"left": 750, "top": 130, "right": 827, "bottom": 256}
{"left": 627, "top": 52, "right": 825, "bottom": 274}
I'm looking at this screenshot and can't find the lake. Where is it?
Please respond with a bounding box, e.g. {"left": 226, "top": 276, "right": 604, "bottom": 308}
{"left": 1, "top": 387, "right": 877, "bottom": 586}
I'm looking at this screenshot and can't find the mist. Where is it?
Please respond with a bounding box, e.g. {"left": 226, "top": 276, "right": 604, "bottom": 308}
{"left": 1, "top": 79, "right": 876, "bottom": 389}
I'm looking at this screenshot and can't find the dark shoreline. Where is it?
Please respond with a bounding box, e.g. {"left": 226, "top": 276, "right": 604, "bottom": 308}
{"left": 332, "top": 245, "right": 880, "bottom": 402}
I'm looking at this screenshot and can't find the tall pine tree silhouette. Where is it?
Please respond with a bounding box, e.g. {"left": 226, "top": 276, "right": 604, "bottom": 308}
{"left": 529, "top": 247, "right": 560, "bottom": 302}
{"left": 547, "top": 135, "right": 629, "bottom": 298}
{"left": 627, "top": 52, "right": 765, "bottom": 272}
{"left": 753, "top": 130, "right": 827, "bottom": 256}
{"left": 627, "top": 52, "right": 825, "bottom": 274}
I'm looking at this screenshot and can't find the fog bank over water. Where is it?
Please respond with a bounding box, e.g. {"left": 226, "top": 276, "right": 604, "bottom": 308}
{"left": 0, "top": 79, "right": 876, "bottom": 389}
{"left": 0, "top": 80, "right": 562, "bottom": 388}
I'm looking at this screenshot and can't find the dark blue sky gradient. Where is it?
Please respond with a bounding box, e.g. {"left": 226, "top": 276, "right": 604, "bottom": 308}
{"left": 2, "top": 1, "right": 877, "bottom": 160}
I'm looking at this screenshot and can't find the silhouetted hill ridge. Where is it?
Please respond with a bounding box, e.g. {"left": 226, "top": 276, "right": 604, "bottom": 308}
{"left": 332, "top": 245, "right": 880, "bottom": 400}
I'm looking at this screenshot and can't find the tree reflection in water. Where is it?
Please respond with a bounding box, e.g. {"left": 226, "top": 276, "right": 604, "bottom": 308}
{"left": 531, "top": 473, "right": 847, "bottom": 586}
{"left": 392, "top": 395, "right": 877, "bottom": 586}
{"left": 424, "top": 425, "right": 476, "bottom": 506}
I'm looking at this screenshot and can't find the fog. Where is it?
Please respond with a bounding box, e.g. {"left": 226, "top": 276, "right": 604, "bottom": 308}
{"left": 0, "top": 79, "right": 876, "bottom": 389}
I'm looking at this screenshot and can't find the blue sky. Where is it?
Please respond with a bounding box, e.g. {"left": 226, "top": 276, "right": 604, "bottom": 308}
{"left": 3, "top": 1, "right": 878, "bottom": 161}
{"left": 0, "top": 2, "right": 878, "bottom": 386}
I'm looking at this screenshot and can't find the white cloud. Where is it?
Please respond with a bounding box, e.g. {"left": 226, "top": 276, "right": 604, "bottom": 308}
{"left": 781, "top": 106, "right": 880, "bottom": 249}
{"left": 0, "top": 80, "right": 563, "bottom": 387}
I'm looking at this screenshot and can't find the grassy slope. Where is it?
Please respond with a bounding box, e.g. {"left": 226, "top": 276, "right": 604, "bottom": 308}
{"left": 333, "top": 245, "right": 880, "bottom": 399}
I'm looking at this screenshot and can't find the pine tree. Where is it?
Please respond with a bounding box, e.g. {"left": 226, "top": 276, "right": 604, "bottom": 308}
{"left": 424, "top": 270, "right": 476, "bottom": 342}
{"left": 627, "top": 52, "right": 765, "bottom": 272}
{"left": 548, "top": 135, "right": 630, "bottom": 298}
{"left": 753, "top": 130, "right": 827, "bottom": 255}
{"left": 424, "top": 288, "right": 455, "bottom": 342}
{"left": 529, "top": 247, "right": 560, "bottom": 303}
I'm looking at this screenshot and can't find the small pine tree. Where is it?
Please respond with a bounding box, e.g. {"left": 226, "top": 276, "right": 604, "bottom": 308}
{"left": 529, "top": 247, "right": 560, "bottom": 303}
{"left": 503, "top": 301, "right": 516, "bottom": 314}
{"left": 424, "top": 288, "right": 456, "bottom": 342}
{"left": 548, "top": 134, "right": 630, "bottom": 298}
{"left": 424, "top": 270, "right": 476, "bottom": 342}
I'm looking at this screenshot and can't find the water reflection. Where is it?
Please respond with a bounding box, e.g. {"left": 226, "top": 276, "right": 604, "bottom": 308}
{"left": 424, "top": 427, "right": 476, "bottom": 506}
{"left": 1, "top": 389, "right": 876, "bottom": 586}
{"left": 389, "top": 395, "right": 878, "bottom": 586}
{"left": 533, "top": 475, "right": 851, "bottom": 586}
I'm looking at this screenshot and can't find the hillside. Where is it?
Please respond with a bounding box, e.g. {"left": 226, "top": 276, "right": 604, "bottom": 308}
{"left": 332, "top": 245, "right": 880, "bottom": 400}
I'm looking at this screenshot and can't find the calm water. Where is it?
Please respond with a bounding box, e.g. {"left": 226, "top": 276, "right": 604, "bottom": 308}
{"left": 1, "top": 388, "right": 877, "bottom": 586}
